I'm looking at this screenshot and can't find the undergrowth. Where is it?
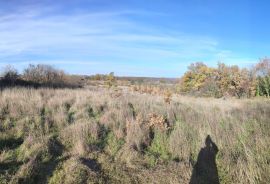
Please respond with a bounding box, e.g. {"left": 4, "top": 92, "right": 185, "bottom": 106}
{"left": 0, "top": 88, "right": 269, "bottom": 184}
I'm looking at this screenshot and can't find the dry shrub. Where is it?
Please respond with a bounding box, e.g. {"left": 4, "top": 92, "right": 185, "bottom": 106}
{"left": 147, "top": 113, "right": 170, "bottom": 131}
{"left": 163, "top": 90, "right": 172, "bottom": 104}
{"left": 122, "top": 113, "right": 171, "bottom": 166}
{"left": 60, "top": 120, "right": 100, "bottom": 155}
{"left": 126, "top": 114, "right": 151, "bottom": 152}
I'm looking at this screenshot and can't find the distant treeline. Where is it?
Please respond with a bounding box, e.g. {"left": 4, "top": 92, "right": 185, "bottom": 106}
{"left": 2, "top": 58, "right": 270, "bottom": 98}
{"left": 0, "top": 64, "right": 83, "bottom": 89}
{"left": 179, "top": 58, "right": 270, "bottom": 98}
{"left": 88, "top": 72, "right": 117, "bottom": 87}
{"left": 89, "top": 73, "right": 177, "bottom": 85}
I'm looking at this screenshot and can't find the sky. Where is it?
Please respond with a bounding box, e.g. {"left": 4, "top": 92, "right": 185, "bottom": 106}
{"left": 0, "top": 0, "right": 269, "bottom": 77}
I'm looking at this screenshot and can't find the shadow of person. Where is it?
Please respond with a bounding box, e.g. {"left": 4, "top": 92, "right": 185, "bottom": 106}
{"left": 189, "top": 135, "right": 220, "bottom": 184}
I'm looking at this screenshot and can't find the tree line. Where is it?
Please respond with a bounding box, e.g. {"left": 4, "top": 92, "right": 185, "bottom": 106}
{"left": 179, "top": 58, "right": 270, "bottom": 98}
{"left": 0, "top": 64, "right": 81, "bottom": 88}
{"left": 1, "top": 59, "right": 270, "bottom": 98}
{"left": 89, "top": 72, "right": 116, "bottom": 87}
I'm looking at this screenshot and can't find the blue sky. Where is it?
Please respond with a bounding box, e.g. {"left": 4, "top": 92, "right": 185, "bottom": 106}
{"left": 0, "top": 0, "right": 269, "bottom": 77}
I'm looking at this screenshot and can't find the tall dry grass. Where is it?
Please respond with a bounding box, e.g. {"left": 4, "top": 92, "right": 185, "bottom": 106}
{"left": 0, "top": 87, "right": 269, "bottom": 183}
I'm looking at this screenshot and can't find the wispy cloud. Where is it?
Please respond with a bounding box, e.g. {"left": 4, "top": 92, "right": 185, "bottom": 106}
{"left": 0, "top": 2, "right": 254, "bottom": 76}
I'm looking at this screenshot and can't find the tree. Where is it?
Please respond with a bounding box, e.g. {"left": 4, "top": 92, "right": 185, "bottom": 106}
{"left": 180, "top": 62, "right": 256, "bottom": 98}
{"left": 255, "top": 58, "right": 270, "bottom": 76}
{"left": 180, "top": 62, "right": 215, "bottom": 95}
{"left": 23, "top": 64, "right": 65, "bottom": 86}
{"left": 254, "top": 58, "right": 270, "bottom": 97}
{"left": 1, "top": 65, "right": 19, "bottom": 85}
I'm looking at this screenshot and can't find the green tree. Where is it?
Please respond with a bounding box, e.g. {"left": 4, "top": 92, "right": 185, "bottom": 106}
{"left": 254, "top": 58, "right": 270, "bottom": 97}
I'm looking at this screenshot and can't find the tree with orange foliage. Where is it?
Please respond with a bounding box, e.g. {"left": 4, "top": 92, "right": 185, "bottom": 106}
{"left": 180, "top": 62, "right": 256, "bottom": 98}
{"left": 180, "top": 62, "right": 215, "bottom": 95}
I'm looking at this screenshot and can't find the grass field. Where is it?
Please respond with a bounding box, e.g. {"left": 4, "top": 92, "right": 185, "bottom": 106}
{"left": 0, "top": 87, "right": 269, "bottom": 184}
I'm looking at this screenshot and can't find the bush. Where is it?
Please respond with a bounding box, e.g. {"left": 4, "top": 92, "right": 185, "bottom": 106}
{"left": 180, "top": 62, "right": 257, "bottom": 98}
{"left": 0, "top": 64, "right": 82, "bottom": 89}
{"left": 23, "top": 64, "right": 65, "bottom": 87}
{"left": 146, "top": 131, "right": 171, "bottom": 166}
{"left": 256, "top": 76, "right": 270, "bottom": 97}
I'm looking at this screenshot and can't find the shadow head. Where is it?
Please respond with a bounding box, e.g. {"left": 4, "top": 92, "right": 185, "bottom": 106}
{"left": 205, "top": 135, "right": 212, "bottom": 147}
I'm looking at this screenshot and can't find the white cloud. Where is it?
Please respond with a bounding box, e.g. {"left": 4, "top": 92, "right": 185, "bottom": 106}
{"left": 0, "top": 4, "right": 252, "bottom": 76}
{"left": 0, "top": 5, "right": 217, "bottom": 55}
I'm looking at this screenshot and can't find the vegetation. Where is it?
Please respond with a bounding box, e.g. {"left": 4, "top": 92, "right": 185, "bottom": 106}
{"left": 23, "top": 64, "right": 65, "bottom": 86}
{"left": 254, "top": 59, "right": 270, "bottom": 97}
{"left": 0, "top": 64, "right": 82, "bottom": 89}
{"left": 1, "top": 65, "right": 19, "bottom": 85}
{"left": 0, "top": 60, "right": 270, "bottom": 183}
{"left": 180, "top": 58, "right": 270, "bottom": 98}
{"left": 0, "top": 87, "right": 269, "bottom": 183}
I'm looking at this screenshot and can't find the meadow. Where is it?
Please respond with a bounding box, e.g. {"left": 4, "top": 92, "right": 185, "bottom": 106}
{"left": 1, "top": 0, "right": 270, "bottom": 183}
{"left": 0, "top": 86, "right": 269, "bottom": 184}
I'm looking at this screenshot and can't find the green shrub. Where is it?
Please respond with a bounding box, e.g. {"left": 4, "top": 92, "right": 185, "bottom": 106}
{"left": 146, "top": 130, "right": 171, "bottom": 166}
{"left": 105, "top": 132, "right": 125, "bottom": 157}
{"left": 256, "top": 76, "right": 270, "bottom": 97}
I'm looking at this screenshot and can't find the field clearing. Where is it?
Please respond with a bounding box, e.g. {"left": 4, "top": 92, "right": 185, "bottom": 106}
{"left": 0, "top": 87, "right": 270, "bottom": 184}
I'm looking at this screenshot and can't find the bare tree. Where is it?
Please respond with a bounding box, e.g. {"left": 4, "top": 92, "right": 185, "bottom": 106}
{"left": 23, "top": 64, "right": 66, "bottom": 86}
{"left": 1, "top": 65, "right": 19, "bottom": 85}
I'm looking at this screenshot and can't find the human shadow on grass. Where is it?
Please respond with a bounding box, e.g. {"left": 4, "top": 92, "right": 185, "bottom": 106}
{"left": 36, "top": 139, "right": 67, "bottom": 184}
{"left": 189, "top": 135, "right": 220, "bottom": 184}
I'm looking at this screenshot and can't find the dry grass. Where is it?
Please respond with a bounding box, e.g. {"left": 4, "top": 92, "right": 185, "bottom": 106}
{"left": 0, "top": 87, "right": 269, "bottom": 184}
